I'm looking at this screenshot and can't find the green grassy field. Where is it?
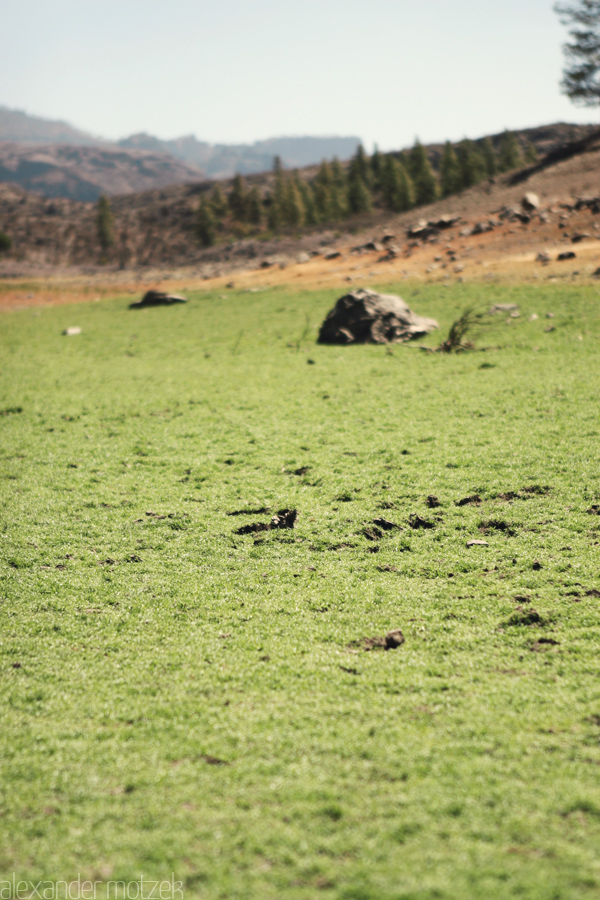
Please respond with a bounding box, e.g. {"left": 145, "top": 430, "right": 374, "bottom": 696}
{"left": 1, "top": 281, "right": 600, "bottom": 900}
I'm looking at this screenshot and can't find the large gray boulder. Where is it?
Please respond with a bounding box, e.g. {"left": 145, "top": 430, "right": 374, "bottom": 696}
{"left": 317, "top": 288, "right": 438, "bottom": 345}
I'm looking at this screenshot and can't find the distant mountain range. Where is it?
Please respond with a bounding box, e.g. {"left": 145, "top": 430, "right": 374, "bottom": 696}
{"left": 117, "top": 133, "right": 362, "bottom": 178}
{"left": 0, "top": 106, "right": 361, "bottom": 199}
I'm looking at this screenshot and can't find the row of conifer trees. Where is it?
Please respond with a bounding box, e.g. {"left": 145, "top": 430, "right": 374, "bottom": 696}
{"left": 195, "top": 131, "right": 537, "bottom": 246}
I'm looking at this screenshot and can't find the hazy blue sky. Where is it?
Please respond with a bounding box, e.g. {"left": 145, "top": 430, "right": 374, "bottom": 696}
{"left": 2, "top": 0, "right": 595, "bottom": 149}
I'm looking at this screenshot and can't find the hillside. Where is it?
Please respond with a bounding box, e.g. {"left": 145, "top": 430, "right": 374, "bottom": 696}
{"left": 0, "top": 106, "right": 102, "bottom": 146}
{"left": 0, "top": 106, "right": 361, "bottom": 189}
{"left": 2, "top": 125, "right": 600, "bottom": 282}
{"left": 118, "top": 134, "right": 362, "bottom": 178}
{"left": 0, "top": 142, "right": 205, "bottom": 202}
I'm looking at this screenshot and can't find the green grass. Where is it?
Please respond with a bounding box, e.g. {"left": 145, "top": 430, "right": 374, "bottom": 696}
{"left": 1, "top": 281, "right": 600, "bottom": 900}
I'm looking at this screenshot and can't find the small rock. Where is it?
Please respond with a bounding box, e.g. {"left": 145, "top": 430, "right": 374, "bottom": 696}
{"left": 471, "top": 221, "right": 494, "bottom": 235}
{"left": 427, "top": 495, "right": 441, "bottom": 508}
{"left": 491, "top": 303, "right": 519, "bottom": 314}
{"left": 532, "top": 561, "right": 543, "bottom": 571}
{"left": 129, "top": 291, "right": 187, "bottom": 309}
{"left": 557, "top": 251, "right": 576, "bottom": 261}
{"left": 546, "top": 312, "right": 555, "bottom": 318}
{"left": 529, "top": 313, "right": 539, "bottom": 321}
{"left": 467, "top": 539, "right": 488, "bottom": 547}
{"left": 522, "top": 192, "right": 540, "bottom": 211}
{"left": 536, "top": 253, "right": 550, "bottom": 265}
{"left": 571, "top": 233, "right": 591, "bottom": 243}
{"left": 63, "top": 327, "right": 82, "bottom": 336}
{"left": 325, "top": 251, "right": 341, "bottom": 260}
{"left": 297, "top": 252, "right": 310, "bottom": 264}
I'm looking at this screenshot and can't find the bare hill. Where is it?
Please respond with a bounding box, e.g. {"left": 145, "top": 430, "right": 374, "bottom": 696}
{"left": 0, "top": 142, "right": 204, "bottom": 202}
{"left": 0, "top": 106, "right": 102, "bottom": 146}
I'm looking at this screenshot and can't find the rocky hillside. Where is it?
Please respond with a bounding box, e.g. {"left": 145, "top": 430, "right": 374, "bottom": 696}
{"left": 2, "top": 126, "right": 600, "bottom": 278}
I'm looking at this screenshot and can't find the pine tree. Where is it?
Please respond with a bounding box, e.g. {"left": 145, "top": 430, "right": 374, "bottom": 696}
{"left": 347, "top": 170, "right": 372, "bottom": 214}
{"left": 381, "top": 155, "right": 414, "bottom": 212}
{"left": 303, "top": 182, "right": 318, "bottom": 226}
{"left": 481, "top": 137, "right": 498, "bottom": 178}
{"left": 267, "top": 164, "right": 287, "bottom": 231}
{"left": 196, "top": 197, "right": 216, "bottom": 247}
{"left": 229, "top": 174, "right": 248, "bottom": 221}
{"left": 210, "top": 183, "right": 228, "bottom": 218}
{"left": 329, "top": 158, "right": 348, "bottom": 219}
{"left": 96, "top": 195, "right": 114, "bottom": 251}
{"left": 408, "top": 140, "right": 437, "bottom": 205}
{"left": 246, "top": 187, "right": 263, "bottom": 226}
{"left": 456, "top": 139, "right": 486, "bottom": 189}
{"left": 284, "top": 176, "right": 305, "bottom": 227}
{"left": 267, "top": 195, "right": 282, "bottom": 232}
{"left": 313, "top": 161, "right": 333, "bottom": 221}
{"left": 440, "top": 142, "right": 462, "bottom": 197}
{"left": 523, "top": 139, "right": 539, "bottom": 164}
{"left": 555, "top": 1, "right": 600, "bottom": 109}
{"left": 498, "top": 131, "right": 523, "bottom": 172}
{"left": 370, "top": 145, "right": 382, "bottom": 189}
{"left": 350, "top": 144, "right": 371, "bottom": 187}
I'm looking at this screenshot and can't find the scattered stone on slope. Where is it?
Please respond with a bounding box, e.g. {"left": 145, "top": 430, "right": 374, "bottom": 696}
{"left": 129, "top": 290, "right": 187, "bottom": 309}
{"left": 466, "top": 539, "right": 488, "bottom": 547}
{"left": 522, "top": 192, "right": 540, "bottom": 211}
{"left": 536, "top": 252, "right": 551, "bottom": 265}
{"left": 317, "top": 288, "right": 438, "bottom": 345}
{"left": 575, "top": 195, "right": 600, "bottom": 213}
{"left": 557, "top": 251, "right": 576, "bottom": 261}
{"left": 63, "top": 326, "right": 82, "bottom": 336}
